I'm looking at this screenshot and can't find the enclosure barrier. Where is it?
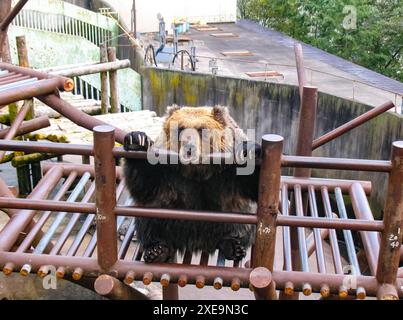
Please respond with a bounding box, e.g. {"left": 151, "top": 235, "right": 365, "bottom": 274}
{"left": 0, "top": 126, "right": 401, "bottom": 300}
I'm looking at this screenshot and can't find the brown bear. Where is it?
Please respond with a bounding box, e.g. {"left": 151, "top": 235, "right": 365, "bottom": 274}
{"left": 123, "top": 106, "right": 260, "bottom": 263}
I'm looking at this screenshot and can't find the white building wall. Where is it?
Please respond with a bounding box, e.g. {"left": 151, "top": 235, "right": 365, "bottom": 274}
{"left": 104, "top": 0, "right": 237, "bottom": 33}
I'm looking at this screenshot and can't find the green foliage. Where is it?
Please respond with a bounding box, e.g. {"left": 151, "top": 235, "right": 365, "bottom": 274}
{"left": 239, "top": 0, "right": 403, "bottom": 82}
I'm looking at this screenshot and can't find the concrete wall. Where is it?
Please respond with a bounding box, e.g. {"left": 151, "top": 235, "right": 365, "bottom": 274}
{"left": 142, "top": 67, "right": 403, "bottom": 212}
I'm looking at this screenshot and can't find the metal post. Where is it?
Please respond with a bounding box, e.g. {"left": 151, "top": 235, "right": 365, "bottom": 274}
{"left": 94, "top": 274, "right": 148, "bottom": 300}
{"left": 281, "top": 86, "right": 317, "bottom": 300}
{"left": 100, "top": 44, "right": 109, "bottom": 114}
{"left": 252, "top": 134, "right": 283, "bottom": 300}
{"left": 107, "top": 47, "right": 119, "bottom": 113}
{"left": 94, "top": 125, "right": 117, "bottom": 272}
{"left": 376, "top": 141, "right": 403, "bottom": 299}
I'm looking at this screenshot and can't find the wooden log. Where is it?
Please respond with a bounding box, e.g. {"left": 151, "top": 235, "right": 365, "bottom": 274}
{"left": 107, "top": 47, "right": 120, "bottom": 113}
{"left": 100, "top": 44, "right": 109, "bottom": 114}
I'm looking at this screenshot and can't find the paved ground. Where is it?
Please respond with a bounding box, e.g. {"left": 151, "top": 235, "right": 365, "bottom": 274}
{"left": 140, "top": 20, "right": 402, "bottom": 112}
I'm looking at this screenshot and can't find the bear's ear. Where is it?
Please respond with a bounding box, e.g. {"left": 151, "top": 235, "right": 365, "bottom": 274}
{"left": 166, "top": 105, "right": 181, "bottom": 117}
{"left": 212, "top": 106, "right": 228, "bottom": 126}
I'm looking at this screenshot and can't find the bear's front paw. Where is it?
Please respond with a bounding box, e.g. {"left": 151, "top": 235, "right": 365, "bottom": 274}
{"left": 235, "top": 141, "right": 261, "bottom": 164}
{"left": 124, "top": 131, "right": 153, "bottom": 151}
{"left": 143, "top": 242, "right": 173, "bottom": 263}
{"left": 218, "top": 238, "right": 247, "bottom": 261}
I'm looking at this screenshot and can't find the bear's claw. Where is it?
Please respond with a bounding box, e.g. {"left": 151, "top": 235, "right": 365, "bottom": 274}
{"left": 124, "top": 131, "right": 153, "bottom": 151}
{"left": 143, "top": 242, "right": 172, "bottom": 263}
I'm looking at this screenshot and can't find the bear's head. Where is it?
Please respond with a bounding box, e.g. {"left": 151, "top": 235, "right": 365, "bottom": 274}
{"left": 161, "top": 106, "right": 234, "bottom": 172}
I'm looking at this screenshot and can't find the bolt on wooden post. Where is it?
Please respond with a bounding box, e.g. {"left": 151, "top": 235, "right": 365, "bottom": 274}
{"left": 100, "top": 44, "right": 110, "bottom": 114}
{"left": 251, "top": 134, "right": 283, "bottom": 300}
{"left": 107, "top": 47, "right": 120, "bottom": 113}
{"left": 376, "top": 141, "right": 403, "bottom": 299}
{"left": 94, "top": 125, "right": 117, "bottom": 271}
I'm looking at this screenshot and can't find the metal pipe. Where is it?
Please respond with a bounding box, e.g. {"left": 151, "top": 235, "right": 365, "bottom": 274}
{"left": 321, "top": 187, "right": 343, "bottom": 274}
{"left": 0, "top": 166, "right": 63, "bottom": 251}
{"left": 281, "top": 184, "right": 292, "bottom": 272}
{"left": 308, "top": 186, "right": 326, "bottom": 274}
{"left": 64, "top": 180, "right": 125, "bottom": 258}
{"left": 100, "top": 44, "right": 109, "bottom": 114}
{"left": 0, "top": 78, "right": 73, "bottom": 108}
{"left": 0, "top": 62, "right": 74, "bottom": 91}
{"left": 94, "top": 274, "right": 149, "bottom": 300}
{"left": 2, "top": 252, "right": 401, "bottom": 297}
{"left": 0, "top": 77, "right": 39, "bottom": 92}
{"left": 94, "top": 125, "right": 118, "bottom": 271}
{"left": 0, "top": 103, "right": 31, "bottom": 161}
{"left": 38, "top": 94, "right": 126, "bottom": 144}
{"left": 282, "top": 155, "right": 391, "bottom": 173}
{"left": 252, "top": 134, "right": 283, "bottom": 300}
{"left": 0, "top": 115, "right": 50, "bottom": 139}
{"left": 334, "top": 187, "right": 366, "bottom": 299}
{"left": 376, "top": 141, "right": 403, "bottom": 299}
{"left": 0, "top": 0, "right": 29, "bottom": 31}
{"left": 16, "top": 172, "right": 78, "bottom": 253}
{"left": 312, "top": 101, "right": 395, "bottom": 150}
{"left": 0, "top": 197, "right": 385, "bottom": 231}
{"left": 294, "top": 185, "right": 310, "bottom": 273}
{"left": 0, "top": 74, "right": 29, "bottom": 85}
{"left": 349, "top": 183, "right": 379, "bottom": 275}
{"left": 32, "top": 173, "right": 91, "bottom": 254}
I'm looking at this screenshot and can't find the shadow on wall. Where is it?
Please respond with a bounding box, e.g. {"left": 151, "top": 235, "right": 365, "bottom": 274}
{"left": 141, "top": 67, "right": 403, "bottom": 213}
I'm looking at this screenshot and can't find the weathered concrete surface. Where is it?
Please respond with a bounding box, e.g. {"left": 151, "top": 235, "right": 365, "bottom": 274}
{"left": 139, "top": 21, "right": 402, "bottom": 110}
{"left": 142, "top": 67, "right": 403, "bottom": 211}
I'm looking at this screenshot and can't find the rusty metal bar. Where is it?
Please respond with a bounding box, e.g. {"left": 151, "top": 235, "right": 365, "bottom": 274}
{"left": 0, "top": 1, "right": 12, "bottom": 63}
{"left": 349, "top": 183, "right": 379, "bottom": 275}
{"left": 282, "top": 155, "right": 391, "bottom": 173}
{"left": 0, "top": 63, "right": 74, "bottom": 91}
{"left": 64, "top": 180, "right": 125, "bottom": 259}
{"left": 307, "top": 186, "right": 326, "bottom": 274}
{"left": 281, "top": 184, "right": 292, "bottom": 272}
{"left": 312, "top": 101, "right": 395, "bottom": 150}
{"left": 334, "top": 187, "right": 366, "bottom": 299}
{"left": 376, "top": 141, "right": 403, "bottom": 300}
{"left": 252, "top": 134, "right": 283, "bottom": 300}
{"left": 15, "top": 172, "right": 78, "bottom": 253}
{"left": 294, "top": 186, "right": 310, "bottom": 273}
{"left": 43, "top": 162, "right": 123, "bottom": 180}
{"left": 321, "top": 187, "right": 343, "bottom": 275}
{"left": 0, "top": 196, "right": 385, "bottom": 232}
{"left": 0, "top": 166, "right": 63, "bottom": 252}
{"left": 94, "top": 274, "right": 149, "bottom": 300}
{"left": 0, "top": 78, "right": 72, "bottom": 107}
{"left": 94, "top": 125, "right": 118, "bottom": 271}
{"left": 2, "top": 252, "right": 401, "bottom": 297}
{"left": 38, "top": 94, "right": 126, "bottom": 144}
{"left": 0, "top": 103, "right": 30, "bottom": 161}
{"left": 0, "top": 116, "right": 50, "bottom": 139}
{"left": 0, "top": 74, "right": 30, "bottom": 85}
{"left": 294, "top": 43, "right": 307, "bottom": 98}
{"left": 0, "top": 0, "right": 29, "bottom": 32}
{"left": 307, "top": 228, "right": 329, "bottom": 257}
{"left": 47, "top": 182, "right": 96, "bottom": 255}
